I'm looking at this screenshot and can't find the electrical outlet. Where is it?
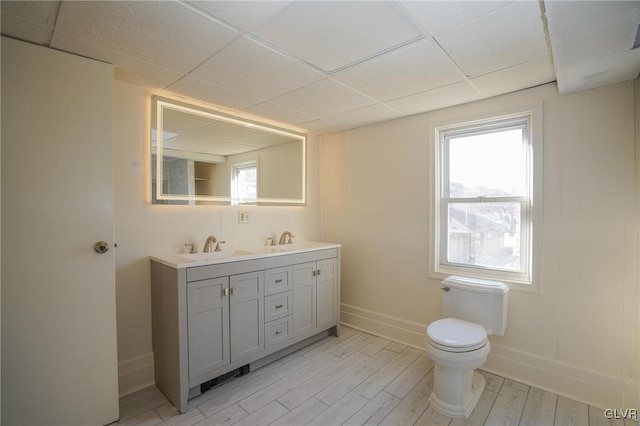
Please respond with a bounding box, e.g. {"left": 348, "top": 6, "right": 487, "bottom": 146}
{"left": 238, "top": 211, "right": 250, "bottom": 224}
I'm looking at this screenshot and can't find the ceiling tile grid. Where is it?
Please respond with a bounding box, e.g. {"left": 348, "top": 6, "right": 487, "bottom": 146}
{"left": 332, "top": 39, "right": 467, "bottom": 102}
{"left": 51, "top": 31, "right": 183, "bottom": 90}
{"left": 167, "top": 75, "right": 263, "bottom": 111}
{"left": 186, "top": 1, "right": 293, "bottom": 32}
{"left": 251, "top": 1, "right": 423, "bottom": 73}
{"left": 431, "top": 1, "right": 549, "bottom": 77}
{"left": 190, "top": 35, "right": 325, "bottom": 101}
{"left": 3, "top": 0, "right": 636, "bottom": 134}
{"left": 270, "top": 78, "right": 378, "bottom": 118}
{"left": 53, "top": 1, "right": 239, "bottom": 74}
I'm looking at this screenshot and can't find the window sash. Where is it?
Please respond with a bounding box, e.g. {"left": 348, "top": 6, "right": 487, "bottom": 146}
{"left": 439, "top": 198, "right": 531, "bottom": 276}
{"left": 436, "top": 115, "right": 532, "bottom": 283}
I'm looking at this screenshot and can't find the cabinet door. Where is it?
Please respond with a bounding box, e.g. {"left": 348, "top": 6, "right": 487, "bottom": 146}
{"left": 316, "top": 258, "right": 338, "bottom": 331}
{"left": 230, "top": 271, "right": 264, "bottom": 362}
{"left": 187, "top": 278, "right": 230, "bottom": 380}
{"left": 293, "top": 262, "right": 316, "bottom": 338}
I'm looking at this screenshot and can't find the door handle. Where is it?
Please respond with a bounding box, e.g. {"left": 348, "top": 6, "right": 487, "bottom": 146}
{"left": 94, "top": 241, "right": 109, "bottom": 254}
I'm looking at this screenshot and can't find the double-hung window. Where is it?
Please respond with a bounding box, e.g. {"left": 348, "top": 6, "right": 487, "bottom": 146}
{"left": 231, "top": 161, "right": 258, "bottom": 205}
{"left": 435, "top": 114, "right": 534, "bottom": 284}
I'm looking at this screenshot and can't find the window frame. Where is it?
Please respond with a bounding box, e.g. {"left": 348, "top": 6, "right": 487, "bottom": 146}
{"left": 231, "top": 159, "right": 259, "bottom": 206}
{"left": 431, "top": 109, "right": 542, "bottom": 290}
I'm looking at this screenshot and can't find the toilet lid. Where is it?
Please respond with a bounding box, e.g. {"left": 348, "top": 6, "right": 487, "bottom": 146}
{"left": 427, "top": 318, "right": 487, "bottom": 349}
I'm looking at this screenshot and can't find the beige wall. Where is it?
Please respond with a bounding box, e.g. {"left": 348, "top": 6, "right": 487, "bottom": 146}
{"left": 323, "top": 82, "right": 639, "bottom": 409}
{"left": 113, "top": 80, "right": 323, "bottom": 395}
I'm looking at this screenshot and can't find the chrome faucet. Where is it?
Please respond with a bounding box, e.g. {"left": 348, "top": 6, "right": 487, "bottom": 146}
{"left": 203, "top": 235, "right": 225, "bottom": 252}
{"left": 278, "top": 231, "right": 295, "bottom": 245}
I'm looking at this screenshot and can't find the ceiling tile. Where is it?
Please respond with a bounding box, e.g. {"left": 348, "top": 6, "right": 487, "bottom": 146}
{"left": 54, "top": 1, "right": 239, "bottom": 74}
{"left": 252, "top": 1, "right": 422, "bottom": 73}
{"left": 190, "top": 36, "right": 325, "bottom": 101}
{"left": 327, "top": 104, "right": 403, "bottom": 129}
{"left": 434, "top": 1, "right": 549, "bottom": 77}
{"left": 298, "top": 119, "right": 344, "bottom": 134}
{"left": 187, "top": 1, "right": 292, "bottom": 32}
{"left": 471, "top": 56, "right": 556, "bottom": 97}
{"left": 244, "top": 102, "right": 316, "bottom": 126}
{"left": 1, "top": 1, "right": 59, "bottom": 25}
{"left": 546, "top": 1, "right": 640, "bottom": 66}
{"left": 1, "top": 12, "right": 53, "bottom": 45}
{"left": 385, "top": 81, "right": 481, "bottom": 115}
{"left": 51, "top": 31, "right": 182, "bottom": 89}
{"left": 271, "top": 79, "right": 376, "bottom": 118}
{"left": 333, "top": 39, "right": 464, "bottom": 102}
{"left": 556, "top": 48, "right": 640, "bottom": 95}
{"left": 167, "top": 76, "right": 262, "bottom": 111}
{"left": 398, "top": 1, "right": 517, "bottom": 35}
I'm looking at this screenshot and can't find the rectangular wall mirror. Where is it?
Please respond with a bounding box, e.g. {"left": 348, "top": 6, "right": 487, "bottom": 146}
{"left": 151, "top": 96, "right": 306, "bottom": 205}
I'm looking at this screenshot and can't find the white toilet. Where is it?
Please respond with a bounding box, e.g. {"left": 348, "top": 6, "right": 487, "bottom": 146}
{"left": 425, "top": 275, "right": 509, "bottom": 418}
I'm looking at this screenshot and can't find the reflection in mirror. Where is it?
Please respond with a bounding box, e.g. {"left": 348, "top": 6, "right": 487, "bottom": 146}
{"left": 151, "top": 97, "right": 306, "bottom": 205}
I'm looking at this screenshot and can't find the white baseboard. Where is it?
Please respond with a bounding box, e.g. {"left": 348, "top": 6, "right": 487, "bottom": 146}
{"left": 118, "top": 352, "right": 155, "bottom": 397}
{"left": 341, "top": 303, "right": 640, "bottom": 411}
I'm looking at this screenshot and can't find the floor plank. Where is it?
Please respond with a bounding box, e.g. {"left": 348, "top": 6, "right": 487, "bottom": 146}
{"left": 343, "top": 391, "right": 401, "bottom": 426}
{"left": 276, "top": 351, "right": 370, "bottom": 410}
{"left": 354, "top": 347, "right": 422, "bottom": 399}
{"left": 384, "top": 353, "right": 433, "bottom": 399}
{"left": 360, "top": 336, "right": 392, "bottom": 357}
{"left": 195, "top": 404, "right": 248, "bottom": 426}
{"left": 232, "top": 401, "right": 288, "bottom": 426}
{"left": 119, "top": 386, "right": 169, "bottom": 422}
{"left": 306, "top": 391, "right": 369, "bottom": 426}
{"left": 415, "top": 405, "right": 453, "bottom": 426}
{"left": 379, "top": 389, "right": 430, "bottom": 426}
{"left": 316, "top": 349, "right": 397, "bottom": 406}
{"left": 270, "top": 398, "right": 329, "bottom": 426}
{"left": 483, "top": 383, "right": 528, "bottom": 426}
{"left": 520, "top": 387, "right": 557, "bottom": 426}
{"left": 555, "top": 395, "right": 589, "bottom": 426}
{"left": 119, "top": 326, "right": 622, "bottom": 426}
{"left": 237, "top": 353, "right": 342, "bottom": 413}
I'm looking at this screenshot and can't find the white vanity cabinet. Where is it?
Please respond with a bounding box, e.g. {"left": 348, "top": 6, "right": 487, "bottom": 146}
{"left": 151, "top": 244, "right": 340, "bottom": 413}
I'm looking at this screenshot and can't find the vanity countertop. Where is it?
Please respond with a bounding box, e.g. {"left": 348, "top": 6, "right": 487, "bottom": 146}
{"left": 150, "top": 241, "right": 341, "bottom": 269}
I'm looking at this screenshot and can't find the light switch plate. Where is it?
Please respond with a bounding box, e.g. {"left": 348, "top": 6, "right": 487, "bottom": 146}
{"left": 238, "top": 211, "right": 250, "bottom": 224}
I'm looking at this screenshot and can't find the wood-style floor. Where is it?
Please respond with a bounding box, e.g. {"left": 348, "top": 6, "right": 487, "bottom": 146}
{"left": 118, "top": 326, "right": 637, "bottom": 426}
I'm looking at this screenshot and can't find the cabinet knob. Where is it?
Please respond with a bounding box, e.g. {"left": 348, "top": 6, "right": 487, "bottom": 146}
{"left": 275, "top": 304, "right": 283, "bottom": 309}
{"left": 275, "top": 329, "right": 284, "bottom": 335}
{"left": 275, "top": 279, "right": 283, "bottom": 283}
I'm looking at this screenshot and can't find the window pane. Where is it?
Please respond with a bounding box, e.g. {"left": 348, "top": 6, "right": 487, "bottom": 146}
{"left": 448, "top": 202, "right": 521, "bottom": 271}
{"left": 448, "top": 128, "right": 526, "bottom": 197}
{"left": 234, "top": 165, "right": 257, "bottom": 202}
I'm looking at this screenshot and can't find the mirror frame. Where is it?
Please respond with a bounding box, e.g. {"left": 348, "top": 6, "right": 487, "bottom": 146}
{"left": 152, "top": 96, "right": 307, "bottom": 205}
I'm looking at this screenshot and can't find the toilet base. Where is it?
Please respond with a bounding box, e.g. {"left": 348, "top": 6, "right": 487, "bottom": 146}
{"left": 429, "top": 370, "right": 485, "bottom": 418}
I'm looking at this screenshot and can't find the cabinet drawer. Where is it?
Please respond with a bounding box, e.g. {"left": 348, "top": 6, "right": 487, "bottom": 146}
{"left": 265, "top": 316, "right": 292, "bottom": 349}
{"left": 265, "top": 291, "right": 292, "bottom": 322}
{"left": 265, "top": 266, "right": 292, "bottom": 295}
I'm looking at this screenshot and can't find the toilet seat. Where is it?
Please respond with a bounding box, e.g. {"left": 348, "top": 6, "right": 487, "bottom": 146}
{"left": 427, "top": 318, "right": 487, "bottom": 353}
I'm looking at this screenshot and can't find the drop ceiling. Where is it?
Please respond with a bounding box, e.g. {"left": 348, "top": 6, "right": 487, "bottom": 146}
{"left": 2, "top": 1, "right": 639, "bottom": 135}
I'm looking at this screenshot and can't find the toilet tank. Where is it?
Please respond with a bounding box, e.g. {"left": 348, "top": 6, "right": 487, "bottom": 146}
{"left": 441, "top": 276, "right": 509, "bottom": 336}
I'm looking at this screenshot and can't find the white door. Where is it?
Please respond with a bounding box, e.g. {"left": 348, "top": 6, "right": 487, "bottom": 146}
{"left": 1, "top": 37, "right": 119, "bottom": 425}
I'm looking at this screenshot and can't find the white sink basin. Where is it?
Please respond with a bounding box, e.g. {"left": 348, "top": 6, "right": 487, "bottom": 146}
{"left": 268, "top": 244, "right": 304, "bottom": 253}
{"left": 180, "top": 250, "right": 255, "bottom": 262}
